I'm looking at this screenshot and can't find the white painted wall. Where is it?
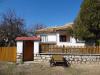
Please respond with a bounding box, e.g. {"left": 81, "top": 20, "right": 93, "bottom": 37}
{"left": 57, "top": 42, "right": 85, "bottom": 46}
{"left": 41, "top": 33, "right": 57, "bottom": 43}
{"left": 56, "top": 33, "right": 60, "bottom": 43}
{"left": 34, "top": 41, "right": 39, "bottom": 54}
{"left": 17, "top": 40, "right": 39, "bottom": 54}
{"left": 39, "top": 32, "right": 85, "bottom": 47}
{"left": 17, "top": 41, "right": 23, "bottom": 53}
{"left": 70, "top": 37, "right": 76, "bottom": 43}
{"left": 47, "top": 34, "right": 56, "bottom": 42}
{"left": 57, "top": 36, "right": 85, "bottom": 46}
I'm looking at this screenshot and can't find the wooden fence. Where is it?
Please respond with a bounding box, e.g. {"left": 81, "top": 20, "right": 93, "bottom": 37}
{"left": 0, "top": 47, "right": 16, "bottom": 62}
{"left": 40, "top": 44, "right": 100, "bottom": 55}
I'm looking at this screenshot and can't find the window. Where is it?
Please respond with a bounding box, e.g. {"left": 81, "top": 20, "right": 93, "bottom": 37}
{"left": 59, "top": 35, "right": 70, "bottom": 42}
{"left": 60, "top": 35, "right": 66, "bottom": 42}
{"left": 41, "top": 35, "right": 48, "bottom": 42}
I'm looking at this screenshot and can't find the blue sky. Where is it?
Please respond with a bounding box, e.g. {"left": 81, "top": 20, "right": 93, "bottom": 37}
{"left": 0, "top": 0, "right": 83, "bottom": 28}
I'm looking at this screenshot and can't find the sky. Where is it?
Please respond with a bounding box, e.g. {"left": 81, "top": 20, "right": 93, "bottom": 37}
{"left": 0, "top": 0, "right": 83, "bottom": 28}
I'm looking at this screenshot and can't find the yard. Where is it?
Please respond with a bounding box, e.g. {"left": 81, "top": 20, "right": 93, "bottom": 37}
{"left": 0, "top": 61, "right": 100, "bottom": 75}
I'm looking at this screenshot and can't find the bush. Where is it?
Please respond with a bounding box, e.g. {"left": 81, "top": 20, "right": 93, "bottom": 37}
{"left": 96, "top": 40, "right": 100, "bottom": 46}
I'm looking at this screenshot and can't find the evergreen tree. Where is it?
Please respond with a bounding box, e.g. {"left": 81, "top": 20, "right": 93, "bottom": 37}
{"left": 74, "top": 0, "right": 100, "bottom": 45}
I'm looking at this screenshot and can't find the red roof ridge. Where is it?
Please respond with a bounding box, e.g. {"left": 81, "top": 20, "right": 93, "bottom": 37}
{"left": 16, "top": 36, "right": 40, "bottom": 41}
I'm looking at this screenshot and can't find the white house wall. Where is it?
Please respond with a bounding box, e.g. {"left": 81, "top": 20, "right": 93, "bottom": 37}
{"left": 56, "top": 33, "right": 60, "bottom": 43}
{"left": 47, "top": 34, "right": 56, "bottom": 42}
{"left": 57, "top": 36, "right": 85, "bottom": 46}
{"left": 34, "top": 41, "right": 39, "bottom": 54}
{"left": 17, "top": 41, "right": 23, "bottom": 54}
{"left": 57, "top": 42, "right": 85, "bottom": 46}
{"left": 17, "top": 40, "right": 39, "bottom": 55}
{"left": 40, "top": 33, "right": 57, "bottom": 43}
{"left": 39, "top": 32, "right": 85, "bottom": 47}
{"left": 70, "top": 37, "right": 76, "bottom": 43}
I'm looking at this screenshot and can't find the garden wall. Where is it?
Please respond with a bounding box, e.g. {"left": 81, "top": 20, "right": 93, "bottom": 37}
{"left": 34, "top": 54, "right": 100, "bottom": 64}
{"left": 16, "top": 53, "right": 100, "bottom": 64}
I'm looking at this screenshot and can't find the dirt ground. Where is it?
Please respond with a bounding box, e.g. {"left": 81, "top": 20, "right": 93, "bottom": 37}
{"left": 0, "top": 61, "right": 100, "bottom": 75}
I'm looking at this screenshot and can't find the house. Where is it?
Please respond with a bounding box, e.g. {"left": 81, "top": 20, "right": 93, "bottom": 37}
{"left": 16, "top": 23, "right": 85, "bottom": 63}
{"left": 15, "top": 23, "right": 100, "bottom": 64}
{"left": 36, "top": 23, "right": 85, "bottom": 47}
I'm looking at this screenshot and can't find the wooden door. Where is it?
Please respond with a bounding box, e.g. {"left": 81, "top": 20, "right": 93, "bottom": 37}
{"left": 23, "top": 41, "right": 33, "bottom": 61}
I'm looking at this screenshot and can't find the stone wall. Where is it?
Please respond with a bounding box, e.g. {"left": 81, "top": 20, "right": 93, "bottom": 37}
{"left": 34, "top": 54, "right": 100, "bottom": 64}
{"left": 16, "top": 53, "right": 100, "bottom": 64}
{"left": 17, "top": 53, "right": 23, "bottom": 63}
{"left": 34, "top": 54, "right": 52, "bottom": 62}
{"left": 64, "top": 55, "right": 100, "bottom": 64}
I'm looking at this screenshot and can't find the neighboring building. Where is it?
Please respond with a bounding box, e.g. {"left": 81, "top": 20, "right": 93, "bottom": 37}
{"left": 36, "top": 23, "right": 85, "bottom": 46}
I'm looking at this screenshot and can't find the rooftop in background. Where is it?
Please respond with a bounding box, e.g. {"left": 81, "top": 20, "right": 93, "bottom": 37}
{"left": 16, "top": 36, "right": 40, "bottom": 41}
{"left": 36, "top": 23, "right": 73, "bottom": 34}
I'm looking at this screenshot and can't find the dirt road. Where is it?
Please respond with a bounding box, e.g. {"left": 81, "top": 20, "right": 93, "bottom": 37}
{"left": 0, "top": 62, "right": 100, "bottom": 75}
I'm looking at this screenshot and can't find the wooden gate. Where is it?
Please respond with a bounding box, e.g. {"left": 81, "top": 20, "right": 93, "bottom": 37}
{"left": 23, "top": 41, "right": 34, "bottom": 61}
{"left": 0, "top": 47, "right": 16, "bottom": 62}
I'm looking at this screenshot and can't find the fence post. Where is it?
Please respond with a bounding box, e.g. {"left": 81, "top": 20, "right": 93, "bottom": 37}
{"left": 62, "top": 45, "right": 65, "bottom": 53}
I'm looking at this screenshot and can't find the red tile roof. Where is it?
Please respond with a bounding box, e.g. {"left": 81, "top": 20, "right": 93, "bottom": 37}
{"left": 16, "top": 36, "right": 40, "bottom": 41}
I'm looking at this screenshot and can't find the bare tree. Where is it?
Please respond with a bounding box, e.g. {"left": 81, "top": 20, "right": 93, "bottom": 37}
{"left": 0, "top": 10, "right": 27, "bottom": 47}
{"left": 27, "top": 23, "right": 46, "bottom": 36}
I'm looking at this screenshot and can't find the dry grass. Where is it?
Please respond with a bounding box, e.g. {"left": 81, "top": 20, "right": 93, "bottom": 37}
{"left": 0, "top": 61, "right": 100, "bottom": 75}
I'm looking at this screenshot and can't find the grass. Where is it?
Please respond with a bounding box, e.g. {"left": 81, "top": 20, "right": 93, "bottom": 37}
{"left": 0, "top": 61, "right": 100, "bottom": 75}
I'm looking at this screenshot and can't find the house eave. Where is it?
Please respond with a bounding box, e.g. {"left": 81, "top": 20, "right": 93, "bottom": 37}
{"left": 36, "top": 23, "right": 73, "bottom": 34}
